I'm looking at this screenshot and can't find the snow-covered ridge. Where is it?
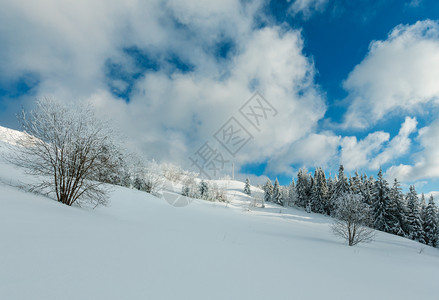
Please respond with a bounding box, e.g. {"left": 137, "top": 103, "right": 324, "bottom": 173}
{"left": 0, "top": 125, "right": 27, "bottom": 146}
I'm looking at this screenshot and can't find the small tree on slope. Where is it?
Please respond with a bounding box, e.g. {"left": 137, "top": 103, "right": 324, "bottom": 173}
{"left": 7, "top": 98, "right": 122, "bottom": 207}
{"left": 263, "top": 179, "right": 273, "bottom": 203}
{"left": 273, "top": 178, "right": 282, "bottom": 205}
{"left": 244, "top": 178, "right": 251, "bottom": 196}
{"left": 199, "top": 180, "right": 209, "bottom": 200}
{"left": 331, "top": 193, "right": 374, "bottom": 246}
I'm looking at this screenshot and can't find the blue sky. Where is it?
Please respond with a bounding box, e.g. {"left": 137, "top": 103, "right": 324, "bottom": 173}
{"left": 1, "top": 0, "right": 439, "bottom": 195}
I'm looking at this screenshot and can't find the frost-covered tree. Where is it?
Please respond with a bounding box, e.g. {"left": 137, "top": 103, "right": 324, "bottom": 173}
{"left": 296, "top": 168, "right": 311, "bottom": 208}
{"left": 361, "top": 175, "right": 374, "bottom": 206}
{"left": 280, "top": 186, "right": 289, "bottom": 207}
{"left": 181, "top": 184, "right": 190, "bottom": 197}
{"left": 133, "top": 176, "right": 146, "bottom": 191}
{"left": 207, "top": 182, "right": 228, "bottom": 202}
{"left": 311, "top": 168, "right": 328, "bottom": 214}
{"left": 243, "top": 178, "right": 251, "bottom": 196}
{"left": 350, "top": 171, "right": 362, "bottom": 195}
{"left": 423, "top": 195, "right": 438, "bottom": 247}
{"left": 388, "top": 178, "right": 407, "bottom": 236}
{"left": 326, "top": 176, "right": 335, "bottom": 214}
{"left": 420, "top": 193, "right": 427, "bottom": 226}
{"left": 287, "top": 179, "right": 297, "bottom": 207}
{"left": 329, "top": 165, "right": 351, "bottom": 214}
{"left": 263, "top": 179, "right": 273, "bottom": 203}
{"left": 199, "top": 180, "right": 209, "bottom": 200}
{"left": 143, "top": 160, "right": 164, "bottom": 195}
{"left": 273, "top": 178, "right": 282, "bottom": 205}
{"left": 7, "top": 98, "right": 123, "bottom": 207}
{"left": 406, "top": 185, "right": 423, "bottom": 242}
{"left": 372, "top": 169, "right": 393, "bottom": 232}
{"left": 331, "top": 193, "right": 374, "bottom": 246}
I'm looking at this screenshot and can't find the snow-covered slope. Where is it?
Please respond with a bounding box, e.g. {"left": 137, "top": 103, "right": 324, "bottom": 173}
{"left": 1, "top": 130, "right": 439, "bottom": 299}
{"left": 0, "top": 125, "right": 27, "bottom": 146}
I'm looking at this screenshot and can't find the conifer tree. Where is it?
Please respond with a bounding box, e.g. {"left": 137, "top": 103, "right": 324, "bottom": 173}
{"left": 311, "top": 168, "right": 328, "bottom": 214}
{"left": 244, "top": 178, "right": 251, "bottom": 196}
{"left": 350, "top": 171, "right": 362, "bottom": 195}
{"left": 372, "top": 169, "right": 392, "bottom": 232}
{"left": 362, "top": 175, "right": 374, "bottom": 206}
{"left": 423, "top": 195, "right": 438, "bottom": 247}
{"left": 420, "top": 193, "right": 427, "bottom": 221}
{"left": 273, "top": 178, "right": 282, "bottom": 205}
{"left": 287, "top": 179, "right": 297, "bottom": 207}
{"left": 199, "top": 180, "right": 209, "bottom": 200}
{"left": 326, "top": 176, "right": 335, "bottom": 215}
{"left": 296, "top": 168, "right": 311, "bottom": 208}
{"left": 263, "top": 179, "right": 273, "bottom": 203}
{"left": 389, "top": 178, "right": 407, "bottom": 236}
{"left": 406, "top": 185, "right": 423, "bottom": 241}
{"left": 329, "top": 165, "right": 351, "bottom": 214}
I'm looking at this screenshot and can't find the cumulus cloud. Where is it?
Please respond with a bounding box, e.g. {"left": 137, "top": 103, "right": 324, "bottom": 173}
{"left": 370, "top": 117, "right": 417, "bottom": 169}
{"left": 341, "top": 131, "right": 389, "bottom": 170}
{"left": 264, "top": 131, "right": 341, "bottom": 175}
{"left": 0, "top": 0, "right": 326, "bottom": 177}
{"left": 340, "top": 117, "right": 417, "bottom": 171}
{"left": 342, "top": 20, "right": 439, "bottom": 129}
{"left": 386, "top": 117, "right": 439, "bottom": 181}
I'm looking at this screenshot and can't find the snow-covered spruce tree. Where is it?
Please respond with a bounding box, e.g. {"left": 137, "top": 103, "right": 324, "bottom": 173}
{"left": 287, "top": 178, "right": 297, "bottom": 207}
{"left": 263, "top": 179, "right": 273, "bottom": 203}
{"left": 361, "top": 175, "right": 374, "bottom": 206}
{"left": 388, "top": 178, "right": 407, "bottom": 236}
{"left": 8, "top": 98, "right": 123, "bottom": 207}
{"left": 328, "top": 165, "right": 351, "bottom": 215}
{"left": 181, "top": 184, "right": 190, "bottom": 197}
{"left": 244, "top": 178, "right": 251, "bottom": 196}
{"left": 280, "top": 186, "right": 289, "bottom": 207}
{"left": 423, "top": 195, "right": 438, "bottom": 247}
{"left": 273, "top": 178, "right": 282, "bottom": 205}
{"left": 420, "top": 193, "right": 427, "bottom": 229}
{"left": 406, "top": 185, "right": 424, "bottom": 242}
{"left": 133, "top": 176, "right": 146, "bottom": 191}
{"left": 199, "top": 180, "right": 209, "bottom": 200}
{"left": 371, "top": 169, "right": 393, "bottom": 233}
{"left": 296, "top": 168, "right": 311, "bottom": 208}
{"left": 311, "top": 168, "right": 328, "bottom": 214}
{"left": 331, "top": 192, "right": 374, "bottom": 246}
{"left": 326, "top": 176, "right": 335, "bottom": 214}
{"left": 350, "top": 171, "right": 362, "bottom": 195}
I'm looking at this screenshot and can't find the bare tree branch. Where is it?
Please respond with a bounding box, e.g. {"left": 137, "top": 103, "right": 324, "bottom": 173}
{"left": 5, "top": 98, "right": 122, "bottom": 207}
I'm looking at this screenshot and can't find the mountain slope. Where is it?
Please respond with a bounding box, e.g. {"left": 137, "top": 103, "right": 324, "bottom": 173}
{"left": 0, "top": 127, "right": 439, "bottom": 299}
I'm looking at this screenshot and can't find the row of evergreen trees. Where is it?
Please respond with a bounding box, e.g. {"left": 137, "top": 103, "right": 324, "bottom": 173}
{"left": 258, "top": 165, "right": 439, "bottom": 248}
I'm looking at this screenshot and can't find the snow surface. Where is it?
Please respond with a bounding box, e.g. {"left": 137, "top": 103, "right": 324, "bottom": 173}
{"left": 1, "top": 139, "right": 439, "bottom": 299}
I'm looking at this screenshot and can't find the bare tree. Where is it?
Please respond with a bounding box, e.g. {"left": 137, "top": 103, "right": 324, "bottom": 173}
{"left": 7, "top": 98, "right": 122, "bottom": 207}
{"left": 331, "top": 193, "right": 375, "bottom": 246}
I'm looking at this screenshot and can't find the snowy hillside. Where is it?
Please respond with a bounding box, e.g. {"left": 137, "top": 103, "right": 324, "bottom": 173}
{"left": 1, "top": 131, "right": 439, "bottom": 300}
{"left": 0, "top": 125, "right": 27, "bottom": 146}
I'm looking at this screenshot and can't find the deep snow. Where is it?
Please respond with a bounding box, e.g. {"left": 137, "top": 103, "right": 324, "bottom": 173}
{"left": 0, "top": 135, "right": 439, "bottom": 299}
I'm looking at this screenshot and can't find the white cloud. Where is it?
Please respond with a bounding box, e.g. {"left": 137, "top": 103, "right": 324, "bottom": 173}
{"left": 264, "top": 131, "right": 341, "bottom": 175}
{"left": 370, "top": 116, "right": 417, "bottom": 169}
{"left": 340, "top": 117, "right": 417, "bottom": 171}
{"left": 342, "top": 20, "right": 439, "bottom": 129}
{"left": 0, "top": 0, "right": 326, "bottom": 177}
{"left": 341, "top": 131, "right": 389, "bottom": 170}
{"left": 386, "top": 116, "right": 439, "bottom": 181}
{"left": 289, "top": 0, "right": 328, "bottom": 18}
